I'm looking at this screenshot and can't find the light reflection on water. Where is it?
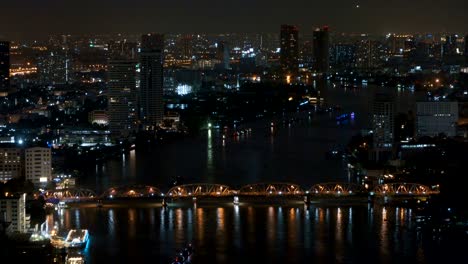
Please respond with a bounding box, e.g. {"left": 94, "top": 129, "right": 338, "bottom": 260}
{"left": 46, "top": 204, "right": 432, "bottom": 264}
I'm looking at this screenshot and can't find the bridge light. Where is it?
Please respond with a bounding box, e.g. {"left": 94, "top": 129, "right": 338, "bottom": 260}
{"left": 279, "top": 191, "right": 282, "bottom": 195}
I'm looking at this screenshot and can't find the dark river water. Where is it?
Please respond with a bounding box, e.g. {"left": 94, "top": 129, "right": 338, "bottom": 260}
{"left": 48, "top": 82, "right": 463, "bottom": 264}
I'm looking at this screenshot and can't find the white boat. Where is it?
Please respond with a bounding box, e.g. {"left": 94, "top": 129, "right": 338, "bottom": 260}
{"left": 66, "top": 255, "right": 85, "bottom": 264}
{"left": 58, "top": 201, "right": 69, "bottom": 209}
{"left": 65, "top": 229, "right": 89, "bottom": 248}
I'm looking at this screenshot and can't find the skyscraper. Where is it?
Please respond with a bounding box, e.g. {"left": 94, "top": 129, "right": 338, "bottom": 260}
{"left": 313, "top": 26, "right": 330, "bottom": 74}
{"left": 140, "top": 33, "right": 164, "bottom": 130}
{"left": 280, "top": 25, "right": 299, "bottom": 77}
{"left": 107, "top": 60, "right": 138, "bottom": 138}
{"left": 0, "top": 41, "right": 10, "bottom": 93}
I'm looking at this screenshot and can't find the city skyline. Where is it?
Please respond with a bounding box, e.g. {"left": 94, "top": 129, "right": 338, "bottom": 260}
{"left": 2, "top": 0, "right": 468, "bottom": 40}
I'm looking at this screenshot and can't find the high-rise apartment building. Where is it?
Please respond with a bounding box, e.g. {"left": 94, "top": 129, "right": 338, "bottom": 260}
{"left": 107, "top": 60, "right": 138, "bottom": 137}
{"left": 25, "top": 147, "right": 51, "bottom": 187}
{"left": 140, "top": 33, "right": 164, "bottom": 129}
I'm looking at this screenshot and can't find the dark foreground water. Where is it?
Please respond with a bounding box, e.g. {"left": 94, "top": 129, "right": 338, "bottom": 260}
{"left": 47, "top": 203, "right": 467, "bottom": 264}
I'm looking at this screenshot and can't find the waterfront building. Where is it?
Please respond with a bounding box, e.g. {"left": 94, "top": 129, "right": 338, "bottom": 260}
{"left": 0, "top": 193, "right": 29, "bottom": 233}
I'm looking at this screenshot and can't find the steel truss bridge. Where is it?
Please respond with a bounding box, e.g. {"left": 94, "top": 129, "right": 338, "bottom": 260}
{"left": 44, "top": 182, "right": 439, "bottom": 202}
{"left": 44, "top": 188, "right": 97, "bottom": 202}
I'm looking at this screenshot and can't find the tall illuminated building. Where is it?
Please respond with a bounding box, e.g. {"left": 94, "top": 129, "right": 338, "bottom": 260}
{"left": 313, "top": 26, "right": 330, "bottom": 74}
{"left": 139, "top": 33, "right": 164, "bottom": 130}
{"left": 107, "top": 60, "right": 138, "bottom": 138}
{"left": 280, "top": 24, "right": 299, "bottom": 77}
{"left": 0, "top": 41, "right": 10, "bottom": 93}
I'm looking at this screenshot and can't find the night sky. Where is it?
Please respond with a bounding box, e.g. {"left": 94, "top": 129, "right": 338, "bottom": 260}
{"left": 2, "top": 0, "right": 468, "bottom": 39}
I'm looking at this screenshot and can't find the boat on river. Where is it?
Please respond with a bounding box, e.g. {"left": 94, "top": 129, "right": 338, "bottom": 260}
{"left": 65, "top": 229, "right": 89, "bottom": 248}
